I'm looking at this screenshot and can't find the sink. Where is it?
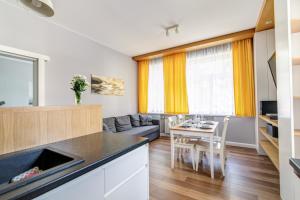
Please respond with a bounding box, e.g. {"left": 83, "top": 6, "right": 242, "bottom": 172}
{"left": 0, "top": 147, "right": 84, "bottom": 195}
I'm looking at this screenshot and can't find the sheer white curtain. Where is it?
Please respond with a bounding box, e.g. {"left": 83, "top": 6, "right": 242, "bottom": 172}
{"left": 148, "top": 58, "right": 164, "bottom": 113}
{"left": 186, "top": 43, "right": 235, "bottom": 115}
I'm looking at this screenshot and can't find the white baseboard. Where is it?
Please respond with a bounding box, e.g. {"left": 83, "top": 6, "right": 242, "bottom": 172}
{"left": 226, "top": 141, "right": 256, "bottom": 149}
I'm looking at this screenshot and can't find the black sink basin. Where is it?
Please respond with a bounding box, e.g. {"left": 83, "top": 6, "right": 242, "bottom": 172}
{"left": 0, "top": 147, "right": 84, "bottom": 195}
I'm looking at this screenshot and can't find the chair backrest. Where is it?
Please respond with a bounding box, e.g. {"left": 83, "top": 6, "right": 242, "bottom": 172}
{"left": 168, "top": 116, "right": 178, "bottom": 128}
{"left": 220, "top": 117, "right": 230, "bottom": 151}
{"left": 177, "top": 114, "right": 185, "bottom": 124}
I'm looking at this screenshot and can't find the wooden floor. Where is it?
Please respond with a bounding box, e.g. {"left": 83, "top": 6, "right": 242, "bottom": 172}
{"left": 149, "top": 137, "right": 280, "bottom": 200}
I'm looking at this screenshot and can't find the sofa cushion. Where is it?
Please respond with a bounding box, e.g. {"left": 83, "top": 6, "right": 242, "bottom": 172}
{"left": 130, "top": 114, "right": 141, "bottom": 127}
{"left": 103, "top": 123, "right": 113, "bottom": 133}
{"left": 119, "top": 125, "right": 159, "bottom": 137}
{"left": 115, "top": 116, "right": 132, "bottom": 132}
{"left": 103, "top": 117, "right": 117, "bottom": 133}
{"left": 140, "top": 115, "right": 153, "bottom": 126}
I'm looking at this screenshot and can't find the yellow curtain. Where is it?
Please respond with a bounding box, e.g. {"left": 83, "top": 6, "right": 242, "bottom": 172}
{"left": 232, "top": 39, "right": 256, "bottom": 117}
{"left": 138, "top": 60, "right": 149, "bottom": 113}
{"left": 163, "top": 53, "right": 189, "bottom": 114}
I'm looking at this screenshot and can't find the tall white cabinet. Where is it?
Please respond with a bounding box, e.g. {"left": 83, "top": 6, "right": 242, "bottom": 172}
{"left": 290, "top": 0, "right": 300, "bottom": 199}
{"left": 275, "top": 0, "right": 300, "bottom": 199}
{"left": 291, "top": 0, "right": 300, "bottom": 157}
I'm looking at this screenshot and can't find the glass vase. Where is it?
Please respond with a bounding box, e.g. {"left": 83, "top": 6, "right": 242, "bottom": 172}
{"left": 75, "top": 92, "right": 82, "bottom": 105}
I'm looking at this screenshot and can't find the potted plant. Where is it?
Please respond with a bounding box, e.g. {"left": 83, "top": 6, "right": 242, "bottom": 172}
{"left": 70, "top": 75, "right": 89, "bottom": 104}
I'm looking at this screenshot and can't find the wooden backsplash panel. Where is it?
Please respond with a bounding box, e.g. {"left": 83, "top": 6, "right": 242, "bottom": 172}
{"left": 0, "top": 105, "right": 102, "bottom": 155}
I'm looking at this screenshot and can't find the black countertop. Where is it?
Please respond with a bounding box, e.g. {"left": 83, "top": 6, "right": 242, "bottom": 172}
{"left": 290, "top": 158, "right": 300, "bottom": 178}
{"left": 0, "top": 132, "right": 149, "bottom": 200}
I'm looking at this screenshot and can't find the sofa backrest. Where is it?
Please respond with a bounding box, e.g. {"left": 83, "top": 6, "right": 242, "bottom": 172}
{"left": 103, "top": 114, "right": 157, "bottom": 133}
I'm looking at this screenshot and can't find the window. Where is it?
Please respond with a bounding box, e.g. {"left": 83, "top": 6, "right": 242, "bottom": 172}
{"left": 147, "top": 58, "right": 164, "bottom": 113}
{"left": 186, "top": 43, "right": 235, "bottom": 115}
{"left": 0, "top": 45, "right": 49, "bottom": 107}
{"left": 0, "top": 53, "right": 38, "bottom": 107}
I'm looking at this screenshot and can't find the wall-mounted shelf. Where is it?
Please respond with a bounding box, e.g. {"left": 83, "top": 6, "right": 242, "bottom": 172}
{"left": 295, "top": 129, "right": 300, "bottom": 137}
{"left": 294, "top": 96, "right": 300, "bottom": 99}
{"left": 293, "top": 57, "right": 300, "bottom": 65}
{"left": 259, "top": 115, "right": 278, "bottom": 127}
{"left": 259, "top": 127, "right": 279, "bottom": 149}
{"left": 291, "top": 19, "right": 300, "bottom": 33}
{"left": 260, "top": 141, "right": 279, "bottom": 170}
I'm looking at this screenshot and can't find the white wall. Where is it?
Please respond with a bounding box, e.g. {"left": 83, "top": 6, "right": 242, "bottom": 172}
{"left": 0, "top": 1, "right": 137, "bottom": 117}
{"left": 215, "top": 116, "right": 256, "bottom": 147}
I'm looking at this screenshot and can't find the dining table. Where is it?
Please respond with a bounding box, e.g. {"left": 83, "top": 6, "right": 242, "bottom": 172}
{"left": 170, "top": 120, "right": 219, "bottom": 179}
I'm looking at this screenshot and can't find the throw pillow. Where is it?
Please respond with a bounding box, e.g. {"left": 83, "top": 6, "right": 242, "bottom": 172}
{"left": 130, "top": 114, "right": 141, "bottom": 127}
{"left": 115, "top": 116, "right": 132, "bottom": 132}
{"left": 103, "top": 117, "right": 117, "bottom": 133}
{"left": 103, "top": 123, "right": 113, "bottom": 133}
{"left": 140, "top": 115, "right": 153, "bottom": 126}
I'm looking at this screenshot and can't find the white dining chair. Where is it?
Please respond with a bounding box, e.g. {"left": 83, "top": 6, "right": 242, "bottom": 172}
{"left": 168, "top": 116, "right": 196, "bottom": 170}
{"left": 201, "top": 116, "right": 231, "bottom": 143}
{"left": 177, "top": 114, "right": 185, "bottom": 124}
{"left": 194, "top": 117, "right": 229, "bottom": 176}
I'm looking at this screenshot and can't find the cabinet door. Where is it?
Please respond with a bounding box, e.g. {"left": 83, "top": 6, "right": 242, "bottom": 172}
{"left": 34, "top": 167, "right": 104, "bottom": 200}
{"left": 105, "top": 166, "right": 148, "bottom": 200}
{"left": 104, "top": 144, "right": 148, "bottom": 193}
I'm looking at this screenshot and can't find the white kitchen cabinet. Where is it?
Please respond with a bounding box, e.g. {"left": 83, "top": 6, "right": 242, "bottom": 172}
{"left": 35, "top": 166, "right": 105, "bottom": 200}
{"left": 105, "top": 166, "right": 148, "bottom": 200}
{"left": 104, "top": 143, "right": 148, "bottom": 194}
{"left": 34, "top": 144, "right": 149, "bottom": 200}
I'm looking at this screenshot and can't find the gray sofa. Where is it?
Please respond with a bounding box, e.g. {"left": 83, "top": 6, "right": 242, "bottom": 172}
{"left": 103, "top": 114, "right": 160, "bottom": 142}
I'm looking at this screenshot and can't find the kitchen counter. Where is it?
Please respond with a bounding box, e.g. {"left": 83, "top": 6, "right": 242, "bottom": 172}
{"left": 0, "top": 132, "right": 149, "bottom": 200}
{"left": 290, "top": 158, "right": 300, "bottom": 178}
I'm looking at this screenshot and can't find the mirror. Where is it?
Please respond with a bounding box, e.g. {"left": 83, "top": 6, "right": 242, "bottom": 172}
{"left": 0, "top": 53, "right": 38, "bottom": 107}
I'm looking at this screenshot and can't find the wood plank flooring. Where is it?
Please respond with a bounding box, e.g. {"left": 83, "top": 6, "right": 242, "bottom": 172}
{"left": 149, "top": 137, "right": 280, "bottom": 200}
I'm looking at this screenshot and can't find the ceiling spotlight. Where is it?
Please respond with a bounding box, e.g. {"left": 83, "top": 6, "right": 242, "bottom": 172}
{"left": 20, "top": 0, "right": 55, "bottom": 17}
{"left": 165, "top": 24, "right": 179, "bottom": 37}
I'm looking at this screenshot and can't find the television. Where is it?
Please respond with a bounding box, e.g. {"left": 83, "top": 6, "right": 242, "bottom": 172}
{"left": 268, "top": 52, "right": 277, "bottom": 87}
{"left": 260, "top": 101, "right": 277, "bottom": 115}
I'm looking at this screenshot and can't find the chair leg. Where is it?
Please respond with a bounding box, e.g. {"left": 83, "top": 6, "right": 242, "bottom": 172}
{"left": 220, "top": 153, "right": 225, "bottom": 176}
{"left": 179, "top": 148, "right": 184, "bottom": 161}
{"left": 200, "top": 152, "right": 203, "bottom": 163}
{"left": 195, "top": 150, "right": 199, "bottom": 171}
{"left": 191, "top": 148, "right": 195, "bottom": 170}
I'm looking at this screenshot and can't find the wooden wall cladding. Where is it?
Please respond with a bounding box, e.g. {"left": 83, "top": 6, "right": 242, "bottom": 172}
{"left": 256, "top": 0, "right": 275, "bottom": 32}
{"left": 0, "top": 105, "right": 102, "bottom": 155}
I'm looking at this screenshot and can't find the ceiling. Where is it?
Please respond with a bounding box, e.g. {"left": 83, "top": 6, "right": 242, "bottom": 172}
{"left": 6, "top": 0, "right": 263, "bottom": 56}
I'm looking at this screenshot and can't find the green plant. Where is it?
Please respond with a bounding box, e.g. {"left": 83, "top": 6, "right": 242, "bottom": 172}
{"left": 70, "top": 75, "right": 89, "bottom": 104}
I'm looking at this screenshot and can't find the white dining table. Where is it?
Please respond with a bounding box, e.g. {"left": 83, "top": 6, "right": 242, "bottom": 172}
{"left": 170, "top": 121, "right": 219, "bottom": 179}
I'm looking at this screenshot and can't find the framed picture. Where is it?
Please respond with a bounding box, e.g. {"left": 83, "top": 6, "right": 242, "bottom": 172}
{"left": 91, "top": 75, "right": 125, "bottom": 96}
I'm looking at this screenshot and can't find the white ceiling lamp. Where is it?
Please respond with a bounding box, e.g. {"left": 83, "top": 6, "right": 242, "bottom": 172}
{"left": 20, "top": 0, "right": 54, "bottom": 17}
{"left": 165, "top": 24, "right": 179, "bottom": 37}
